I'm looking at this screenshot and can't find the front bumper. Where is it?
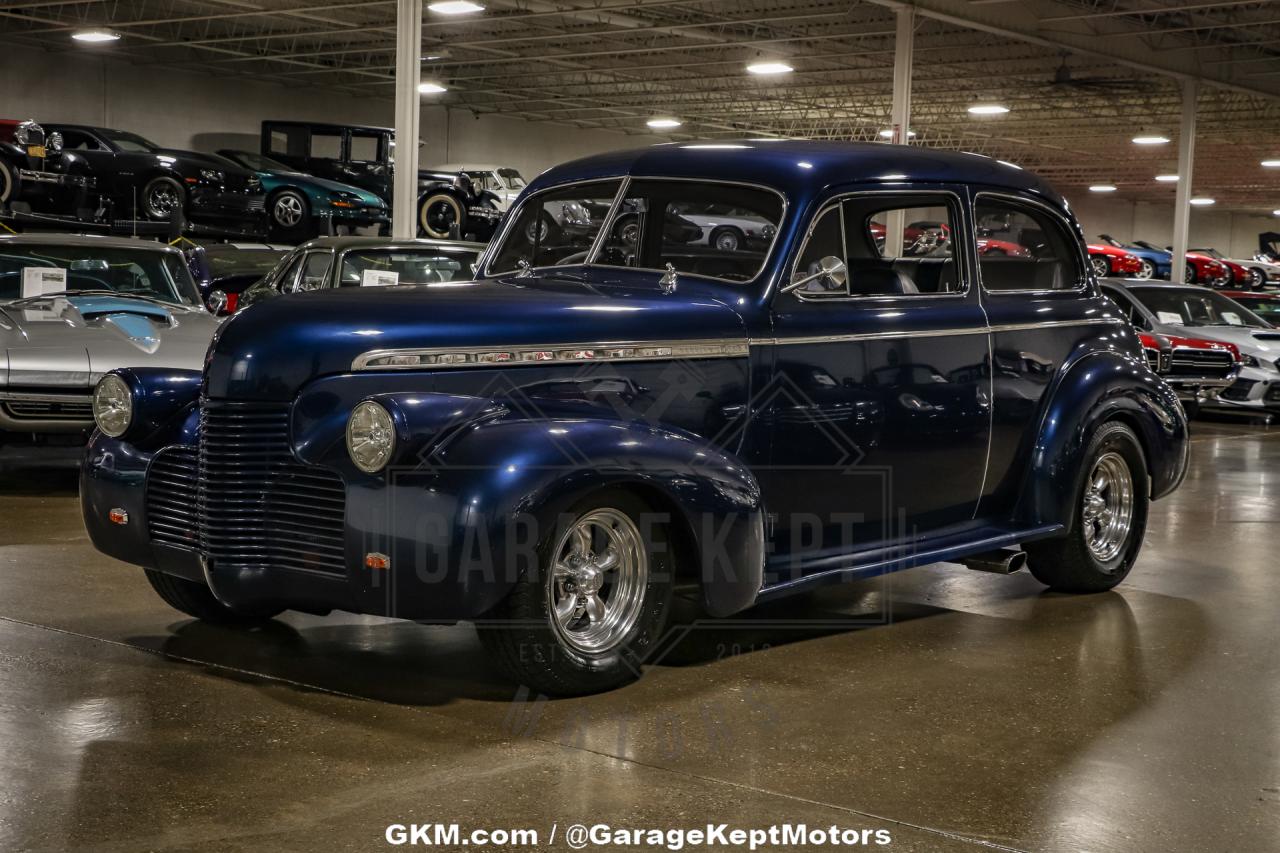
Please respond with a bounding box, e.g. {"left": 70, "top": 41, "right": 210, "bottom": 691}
{"left": 1201, "top": 367, "right": 1280, "bottom": 412}
{"left": 327, "top": 205, "right": 389, "bottom": 227}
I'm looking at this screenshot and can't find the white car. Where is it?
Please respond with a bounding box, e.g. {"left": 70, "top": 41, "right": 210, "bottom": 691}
{"left": 1191, "top": 247, "right": 1280, "bottom": 290}
{"left": 669, "top": 202, "right": 776, "bottom": 252}
{"left": 431, "top": 163, "right": 527, "bottom": 212}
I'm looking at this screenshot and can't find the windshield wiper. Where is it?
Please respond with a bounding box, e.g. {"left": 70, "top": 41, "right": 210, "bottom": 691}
{"left": 4, "top": 289, "right": 184, "bottom": 308}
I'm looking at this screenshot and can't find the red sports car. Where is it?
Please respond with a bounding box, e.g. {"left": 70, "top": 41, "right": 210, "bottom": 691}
{"left": 1185, "top": 252, "right": 1231, "bottom": 287}
{"left": 1087, "top": 243, "right": 1143, "bottom": 278}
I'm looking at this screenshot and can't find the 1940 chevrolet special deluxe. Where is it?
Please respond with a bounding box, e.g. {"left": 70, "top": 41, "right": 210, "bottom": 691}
{"left": 82, "top": 142, "right": 1188, "bottom": 695}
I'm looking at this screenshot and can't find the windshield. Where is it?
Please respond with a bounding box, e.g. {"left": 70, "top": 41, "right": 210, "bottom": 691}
{"left": 225, "top": 151, "right": 291, "bottom": 172}
{"left": 497, "top": 168, "right": 526, "bottom": 189}
{"left": 0, "top": 244, "right": 200, "bottom": 306}
{"left": 101, "top": 129, "right": 160, "bottom": 153}
{"left": 487, "top": 179, "right": 623, "bottom": 274}
{"left": 1128, "top": 287, "right": 1271, "bottom": 329}
{"left": 1228, "top": 295, "right": 1280, "bottom": 321}
{"left": 339, "top": 247, "right": 480, "bottom": 287}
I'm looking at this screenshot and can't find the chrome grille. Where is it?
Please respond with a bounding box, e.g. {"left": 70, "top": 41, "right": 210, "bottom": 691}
{"left": 147, "top": 446, "right": 199, "bottom": 550}
{"left": 2, "top": 398, "right": 92, "bottom": 421}
{"left": 198, "top": 401, "right": 347, "bottom": 576}
{"left": 1169, "top": 347, "right": 1234, "bottom": 378}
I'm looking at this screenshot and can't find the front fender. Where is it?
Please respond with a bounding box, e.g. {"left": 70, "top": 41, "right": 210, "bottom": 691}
{"left": 1020, "top": 350, "right": 1188, "bottom": 527}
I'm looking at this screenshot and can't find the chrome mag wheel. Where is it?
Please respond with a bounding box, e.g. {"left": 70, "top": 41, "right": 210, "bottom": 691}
{"left": 146, "top": 180, "right": 181, "bottom": 217}
{"left": 1089, "top": 256, "right": 1110, "bottom": 279}
{"left": 1136, "top": 259, "right": 1155, "bottom": 279}
{"left": 273, "top": 193, "right": 304, "bottom": 227}
{"left": 1081, "top": 451, "right": 1134, "bottom": 563}
{"left": 549, "top": 508, "right": 648, "bottom": 655}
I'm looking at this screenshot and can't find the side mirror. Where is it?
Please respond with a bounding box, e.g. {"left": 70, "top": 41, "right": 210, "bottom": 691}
{"left": 782, "top": 255, "right": 847, "bottom": 294}
{"left": 206, "top": 289, "right": 228, "bottom": 314}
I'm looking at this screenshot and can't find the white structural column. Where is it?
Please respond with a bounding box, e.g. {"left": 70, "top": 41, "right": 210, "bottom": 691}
{"left": 1170, "top": 79, "right": 1198, "bottom": 283}
{"left": 392, "top": 0, "right": 423, "bottom": 240}
{"left": 886, "top": 5, "right": 914, "bottom": 255}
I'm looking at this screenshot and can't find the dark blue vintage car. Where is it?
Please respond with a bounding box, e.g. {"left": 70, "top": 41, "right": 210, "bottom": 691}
{"left": 81, "top": 141, "right": 1188, "bottom": 695}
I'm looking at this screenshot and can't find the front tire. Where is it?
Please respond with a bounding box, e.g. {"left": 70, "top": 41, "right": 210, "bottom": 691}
{"left": 144, "top": 569, "right": 282, "bottom": 625}
{"left": 1026, "top": 422, "right": 1149, "bottom": 593}
{"left": 1089, "top": 255, "right": 1111, "bottom": 279}
{"left": 1248, "top": 267, "right": 1267, "bottom": 290}
{"left": 477, "top": 490, "right": 674, "bottom": 696}
{"left": 1183, "top": 262, "right": 1197, "bottom": 284}
{"left": 141, "top": 175, "right": 185, "bottom": 221}
{"left": 1135, "top": 258, "right": 1155, "bottom": 280}
{"left": 419, "top": 191, "right": 463, "bottom": 239}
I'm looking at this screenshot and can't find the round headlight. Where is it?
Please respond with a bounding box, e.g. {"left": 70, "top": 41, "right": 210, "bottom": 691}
{"left": 346, "top": 401, "right": 395, "bottom": 474}
{"left": 92, "top": 374, "right": 133, "bottom": 437}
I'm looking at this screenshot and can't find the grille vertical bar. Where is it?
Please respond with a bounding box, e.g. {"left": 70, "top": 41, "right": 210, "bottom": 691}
{"left": 197, "top": 401, "right": 347, "bottom": 576}
{"left": 146, "top": 446, "right": 199, "bottom": 549}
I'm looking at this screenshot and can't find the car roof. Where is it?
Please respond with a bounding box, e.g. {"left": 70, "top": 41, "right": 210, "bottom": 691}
{"left": 0, "top": 233, "right": 181, "bottom": 254}
{"left": 291, "top": 236, "right": 487, "bottom": 252}
{"left": 527, "top": 140, "right": 1067, "bottom": 209}
{"left": 261, "top": 120, "right": 392, "bottom": 134}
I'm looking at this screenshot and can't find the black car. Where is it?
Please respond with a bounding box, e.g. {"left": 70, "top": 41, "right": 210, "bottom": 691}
{"left": 0, "top": 119, "right": 93, "bottom": 220}
{"left": 44, "top": 124, "right": 266, "bottom": 235}
{"left": 186, "top": 242, "right": 290, "bottom": 315}
{"left": 259, "top": 120, "right": 501, "bottom": 241}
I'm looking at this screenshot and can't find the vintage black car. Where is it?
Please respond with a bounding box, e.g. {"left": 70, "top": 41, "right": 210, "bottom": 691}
{"left": 259, "top": 121, "right": 501, "bottom": 241}
{"left": 0, "top": 119, "right": 92, "bottom": 219}
{"left": 44, "top": 124, "right": 266, "bottom": 235}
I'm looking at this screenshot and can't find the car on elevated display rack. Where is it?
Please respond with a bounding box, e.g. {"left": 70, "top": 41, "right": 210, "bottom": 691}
{"left": 1097, "top": 235, "right": 1169, "bottom": 280}
{"left": 44, "top": 124, "right": 266, "bottom": 235}
{"left": 185, "top": 242, "right": 290, "bottom": 315}
{"left": 215, "top": 150, "right": 389, "bottom": 239}
{"left": 235, "top": 236, "right": 485, "bottom": 310}
{"left": 81, "top": 141, "right": 1188, "bottom": 695}
{"left": 1086, "top": 243, "right": 1143, "bottom": 279}
{"left": 1191, "top": 247, "right": 1280, "bottom": 291}
{"left": 1126, "top": 239, "right": 1230, "bottom": 287}
{"left": 0, "top": 234, "right": 219, "bottom": 446}
{"left": 259, "top": 121, "right": 502, "bottom": 241}
{"left": 0, "top": 119, "right": 93, "bottom": 220}
{"left": 432, "top": 163, "right": 528, "bottom": 212}
{"left": 1100, "top": 279, "right": 1278, "bottom": 415}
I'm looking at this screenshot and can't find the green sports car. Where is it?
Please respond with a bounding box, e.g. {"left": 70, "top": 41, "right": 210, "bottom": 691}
{"left": 217, "top": 149, "right": 388, "bottom": 239}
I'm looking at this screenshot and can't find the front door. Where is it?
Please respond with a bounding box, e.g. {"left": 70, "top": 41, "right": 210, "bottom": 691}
{"left": 759, "top": 187, "right": 991, "bottom": 584}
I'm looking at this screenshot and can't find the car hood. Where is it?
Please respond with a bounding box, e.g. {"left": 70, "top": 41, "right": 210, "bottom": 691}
{"left": 1159, "top": 325, "right": 1280, "bottom": 360}
{"left": 206, "top": 270, "right": 749, "bottom": 400}
{"left": 0, "top": 294, "right": 219, "bottom": 389}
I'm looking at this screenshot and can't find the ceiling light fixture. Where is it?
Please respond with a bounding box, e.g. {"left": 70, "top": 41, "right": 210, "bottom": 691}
{"left": 967, "top": 103, "right": 1009, "bottom": 115}
{"left": 878, "top": 129, "right": 916, "bottom": 139}
{"left": 1089, "top": 184, "right": 1117, "bottom": 193}
{"left": 1262, "top": 159, "right": 1280, "bottom": 168}
{"left": 1132, "top": 134, "right": 1170, "bottom": 145}
{"left": 71, "top": 28, "right": 120, "bottom": 42}
{"left": 1155, "top": 174, "right": 1179, "bottom": 182}
{"left": 427, "top": 1, "right": 483, "bottom": 13}
{"left": 646, "top": 118, "right": 682, "bottom": 129}
{"left": 1189, "top": 197, "right": 1215, "bottom": 206}
{"left": 746, "top": 61, "right": 793, "bottom": 75}
{"left": 418, "top": 82, "right": 447, "bottom": 94}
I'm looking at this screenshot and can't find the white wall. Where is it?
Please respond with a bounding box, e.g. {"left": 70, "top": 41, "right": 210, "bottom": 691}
{"left": 1066, "top": 193, "right": 1276, "bottom": 260}
{"left": 0, "top": 44, "right": 661, "bottom": 180}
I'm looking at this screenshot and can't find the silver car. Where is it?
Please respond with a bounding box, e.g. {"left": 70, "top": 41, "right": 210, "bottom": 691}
{"left": 0, "top": 234, "right": 219, "bottom": 441}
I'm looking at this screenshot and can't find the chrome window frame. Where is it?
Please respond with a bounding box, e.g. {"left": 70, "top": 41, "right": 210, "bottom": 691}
{"left": 785, "top": 188, "right": 969, "bottom": 302}
{"left": 585, "top": 176, "right": 789, "bottom": 286}
{"left": 972, "top": 191, "right": 1088, "bottom": 295}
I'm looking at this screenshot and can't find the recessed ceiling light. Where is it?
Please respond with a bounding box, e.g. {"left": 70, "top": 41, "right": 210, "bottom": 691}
{"left": 878, "top": 129, "right": 916, "bottom": 139}
{"left": 967, "top": 104, "right": 1009, "bottom": 115}
{"left": 1155, "top": 174, "right": 1179, "bottom": 182}
{"left": 746, "top": 62, "right": 793, "bottom": 75}
{"left": 1273, "top": 209, "right": 1280, "bottom": 216}
{"left": 1089, "top": 184, "right": 1117, "bottom": 193}
{"left": 1262, "top": 159, "right": 1280, "bottom": 168}
{"left": 418, "top": 82, "right": 447, "bottom": 94}
{"left": 646, "top": 118, "right": 682, "bottom": 129}
{"left": 1132, "top": 135, "right": 1170, "bottom": 145}
{"left": 427, "top": 1, "right": 483, "bottom": 13}
{"left": 71, "top": 28, "right": 120, "bottom": 42}
{"left": 1190, "top": 197, "right": 1215, "bottom": 206}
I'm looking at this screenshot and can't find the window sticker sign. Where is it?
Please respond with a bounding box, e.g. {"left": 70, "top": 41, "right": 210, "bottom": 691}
{"left": 1156, "top": 311, "right": 1184, "bottom": 325}
{"left": 22, "top": 267, "right": 67, "bottom": 297}
{"left": 362, "top": 269, "right": 399, "bottom": 287}
{"left": 1222, "top": 311, "right": 1243, "bottom": 326}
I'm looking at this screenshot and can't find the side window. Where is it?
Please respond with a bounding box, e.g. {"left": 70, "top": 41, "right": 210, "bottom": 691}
{"left": 267, "top": 126, "right": 308, "bottom": 158}
{"left": 311, "top": 132, "right": 343, "bottom": 161}
{"left": 349, "top": 133, "right": 380, "bottom": 163}
{"left": 975, "top": 196, "right": 1083, "bottom": 291}
{"left": 487, "top": 180, "right": 622, "bottom": 273}
{"left": 275, "top": 255, "right": 305, "bottom": 293}
{"left": 596, "top": 180, "right": 784, "bottom": 282}
{"left": 61, "top": 130, "right": 102, "bottom": 151}
{"left": 300, "top": 252, "right": 333, "bottom": 290}
{"left": 791, "top": 194, "right": 962, "bottom": 297}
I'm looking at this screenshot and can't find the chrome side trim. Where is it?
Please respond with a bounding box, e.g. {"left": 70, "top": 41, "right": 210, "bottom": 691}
{"left": 352, "top": 338, "right": 749, "bottom": 371}
{"left": 747, "top": 317, "right": 1123, "bottom": 346}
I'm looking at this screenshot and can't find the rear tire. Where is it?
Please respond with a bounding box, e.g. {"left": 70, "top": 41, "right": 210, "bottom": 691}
{"left": 1135, "top": 258, "right": 1155, "bottom": 280}
{"left": 141, "top": 175, "right": 185, "bottom": 221}
{"left": 477, "top": 489, "right": 674, "bottom": 696}
{"left": 0, "top": 159, "right": 18, "bottom": 205}
{"left": 710, "top": 226, "right": 743, "bottom": 252}
{"left": 1248, "top": 267, "right": 1267, "bottom": 290}
{"left": 269, "top": 189, "right": 311, "bottom": 238}
{"left": 1089, "top": 255, "right": 1111, "bottom": 279}
{"left": 1026, "top": 421, "right": 1149, "bottom": 593}
{"left": 419, "top": 191, "right": 464, "bottom": 239}
{"left": 144, "top": 569, "right": 282, "bottom": 625}
{"left": 1183, "top": 262, "right": 1197, "bottom": 284}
